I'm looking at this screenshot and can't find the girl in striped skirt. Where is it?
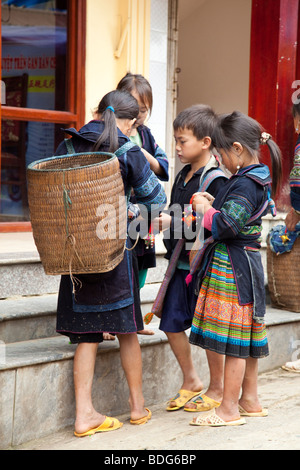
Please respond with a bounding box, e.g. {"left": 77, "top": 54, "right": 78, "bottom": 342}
{"left": 188, "top": 111, "right": 282, "bottom": 426}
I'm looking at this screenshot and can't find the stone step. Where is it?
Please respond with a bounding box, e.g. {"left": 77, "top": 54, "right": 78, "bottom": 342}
{"left": 1, "top": 306, "right": 300, "bottom": 449}
{"left": 0, "top": 284, "right": 161, "bottom": 344}
{"left": 0, "top": 252, "right": 167, "bottom": 299}
{"left": 0, "top": 236, "right": 168, "bottom": 299}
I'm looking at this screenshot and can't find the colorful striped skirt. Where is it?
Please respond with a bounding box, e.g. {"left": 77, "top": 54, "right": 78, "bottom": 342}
{"left": 189, "top": 243, "right": 269, "bottom": 359}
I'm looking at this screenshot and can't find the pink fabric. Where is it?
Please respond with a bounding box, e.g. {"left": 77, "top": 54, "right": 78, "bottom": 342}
{"left": 202, "top": 208, "right": 220, "bottom": 230}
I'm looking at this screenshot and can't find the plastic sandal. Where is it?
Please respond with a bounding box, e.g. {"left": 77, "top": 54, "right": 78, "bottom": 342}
{"left": 166, "top": 389, "right": 203, "bottom": 411}
{"left": 189, "top": 409, "right": 246, "bottom": 427}
{"left": 74, "top": 416, "right": 123, "bottom": 437}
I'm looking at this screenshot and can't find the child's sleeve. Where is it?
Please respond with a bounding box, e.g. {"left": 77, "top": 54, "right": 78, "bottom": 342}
{"left": 153, "top": 145, "right": 169, "bottom": 181}
{"left": 125, "top": 147, "right": 167, "bottom": 213}
{"left": 143, "top": 127, "right": 169, "bottom": 181}
{"left": 210, "top": 179, "right": 263, "bottom": 240}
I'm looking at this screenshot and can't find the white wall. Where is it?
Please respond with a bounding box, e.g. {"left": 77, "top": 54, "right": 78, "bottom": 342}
{"left": 177, "top": 0, "right": 252, "bottom": 115}
{"left": 147, "top": 0, "right": 169, "bottom": 150}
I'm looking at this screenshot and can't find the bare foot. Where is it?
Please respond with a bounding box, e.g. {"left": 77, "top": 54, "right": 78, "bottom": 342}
{"left": 103, "top": 332, "right": 116, "bottom": 341}
{"left": 238, "top": 398, "right": 264, "bottom": 414}
{"left": 128, "top": 396, "right": 149, "bottom": 422}
{"left": 75, "top": 411, "right": 106, "bottom": 435}
{"left": 215, "top": 405, "right": 240, "bottom": 423}
{"left": 137, "top": 329, "right": 155, "bottom": 335}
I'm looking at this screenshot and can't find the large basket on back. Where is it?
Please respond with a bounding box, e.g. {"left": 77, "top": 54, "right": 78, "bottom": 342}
{"left": 27, "top": 151, "right": 127, "bottom": 275}
{"left": 267, "top": 237, "right": 300, "bottom": 312}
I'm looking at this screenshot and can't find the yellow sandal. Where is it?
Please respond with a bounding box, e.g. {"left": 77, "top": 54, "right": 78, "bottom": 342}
{"left": 130, "top": 408, "right": 152, "bottom": 425}
{"left": 166, "top": 389, "right": 203, "bottom": 411}
{"left": 184, "top": 394, "right": 221, "bottom": 412}
{"left": 74, "top": 416, "right": 123, "bottom": 437}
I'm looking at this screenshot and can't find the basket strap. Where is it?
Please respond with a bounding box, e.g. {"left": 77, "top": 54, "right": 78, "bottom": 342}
{"left": 114, "top": 141, "right": 136, "bottom": 157}
{"left": 65, "top": 138, "right": 76, "bottom": 154}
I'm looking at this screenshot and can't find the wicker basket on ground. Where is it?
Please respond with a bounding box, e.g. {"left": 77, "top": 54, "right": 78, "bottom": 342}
{"left": 27, "top": 152, "right": 127, "bottom": 275}
{"left": 267, "top": 237, "right": 300, "bottom": 312}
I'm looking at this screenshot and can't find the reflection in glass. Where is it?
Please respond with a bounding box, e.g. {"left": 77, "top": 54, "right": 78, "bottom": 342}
{"left": 1, "top": 120, "right": 67, "bottom": 221}
{"left": 1, "top": 0, "right": 68, "bottom": 111}
{"left": 1, "top": 0, "right": 69, "bottom": 221}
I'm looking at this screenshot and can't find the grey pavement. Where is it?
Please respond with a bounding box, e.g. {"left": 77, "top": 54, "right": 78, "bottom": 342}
{"left": 14, "top": 367, "right": 300, "bottom": 451}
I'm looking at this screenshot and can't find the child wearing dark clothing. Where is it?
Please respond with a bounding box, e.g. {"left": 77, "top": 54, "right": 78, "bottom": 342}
{"left": 117, "top": 73, "right": 169, "bottom": 288}
{"left": 189, "top": 111, "right": 282, "bottom": 426}
{"left": 153, "top": 104, "right": 227, "bottom": 412}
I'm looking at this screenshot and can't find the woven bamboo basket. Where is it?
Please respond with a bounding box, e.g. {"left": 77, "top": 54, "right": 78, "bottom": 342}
{"left": 27, "top": 152, "right": 127, "bottom": 275}
{"left": 267, "top": 237, "right": 300, "bottom": 312}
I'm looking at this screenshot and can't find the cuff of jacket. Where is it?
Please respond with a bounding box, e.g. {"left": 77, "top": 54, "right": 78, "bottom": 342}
{"left": 291, "top": 189, "right": 300, "bottom": 211}
{"left": 201, "top": 207, "right": 220, "bottom": 230}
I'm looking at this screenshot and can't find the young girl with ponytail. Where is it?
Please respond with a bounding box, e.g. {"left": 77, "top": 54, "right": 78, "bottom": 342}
{"left": 187, "top": 111, "right": 282, "bottom": 427}
{"left": 54, "top": 90, "right": 166, "bottom": 436}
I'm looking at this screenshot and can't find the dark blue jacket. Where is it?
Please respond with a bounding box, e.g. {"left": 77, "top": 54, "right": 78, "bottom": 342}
{"left": 204, "top": 164, "right": 273, "bottom": 322}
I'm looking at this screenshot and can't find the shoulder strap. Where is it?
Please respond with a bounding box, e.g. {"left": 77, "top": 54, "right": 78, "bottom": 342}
{"left": 64, "top": 138, "right": 75, "bottom": 155}
{"left": 114, "top": 141, "right": 136, "bottom": 157}
{"left": 199, "top": 168, "right": 225, "bottom": 193}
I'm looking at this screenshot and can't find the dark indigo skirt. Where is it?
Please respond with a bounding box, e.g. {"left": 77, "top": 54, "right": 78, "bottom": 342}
{"left": 56, "top": 250, "right": 144, "bottom": 343}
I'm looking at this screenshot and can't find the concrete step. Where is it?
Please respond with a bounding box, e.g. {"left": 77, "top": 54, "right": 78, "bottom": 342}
{"left": 0, "top": 251, "right": 168, "bottom": 299}
{"left": 12, "top": 368, "right": 300, "bottom": 451}
{"left": 1, "top": 306, "right": 300, "bottom": 449}
{"left": 0, "top": 283, "right": 161, "bottom": 344}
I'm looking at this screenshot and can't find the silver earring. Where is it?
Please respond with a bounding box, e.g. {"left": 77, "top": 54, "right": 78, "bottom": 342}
{"left": 235, "top": 165, "right": 240, "bottom": 174}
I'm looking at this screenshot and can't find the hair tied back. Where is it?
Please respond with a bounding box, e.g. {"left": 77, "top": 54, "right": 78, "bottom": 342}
{"left": 106, "top": 106, "right": 115, "bottom": 113}
{"left": 260, "top": 132, "right": 271, "bottom": 145}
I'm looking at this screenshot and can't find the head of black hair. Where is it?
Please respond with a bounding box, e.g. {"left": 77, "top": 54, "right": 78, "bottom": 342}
{"left": 93, "top": 90, "right": 139, "bottom": 153}
{"left": 212, "top": 111, "right": 282, "bottom": 196}
{"left": 117, "top": 72, "right": 153, "bottom": 113}
{"left": 173, "top": 104, "right": 217, "bottom": 149}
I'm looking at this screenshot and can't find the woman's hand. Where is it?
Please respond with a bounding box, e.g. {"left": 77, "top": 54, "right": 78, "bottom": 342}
{"left": 191, "top": 192, "right": 214, "bottom": 214}
{"left": 285, "top": 208, "right": 300, "bottom": 231}
{"left": 152, "top": 212, "right": 172, "bottom": 232}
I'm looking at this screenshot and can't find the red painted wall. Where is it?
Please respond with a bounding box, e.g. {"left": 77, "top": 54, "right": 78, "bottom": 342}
{"left": 249, "top": 0, "right": 299, "bottom": 209}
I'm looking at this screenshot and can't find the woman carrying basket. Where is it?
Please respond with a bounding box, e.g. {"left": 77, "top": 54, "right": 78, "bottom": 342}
{"left": 54, "top": 90, "right": 167, "bottom": 437}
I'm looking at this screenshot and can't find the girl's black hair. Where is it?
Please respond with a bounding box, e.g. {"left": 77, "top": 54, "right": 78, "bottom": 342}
{"left": 212, "top": 111, "right": 282, "bottom": 197}
{"left": 93, "top": 89, "right": 139, "bottom": 153}
{"left": 116, "top": 72, "right": 153, "bottom": 113}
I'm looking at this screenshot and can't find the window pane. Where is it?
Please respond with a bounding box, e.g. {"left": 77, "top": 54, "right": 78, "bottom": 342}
{"left": 1, "top": 0, "right": 68, "bottom": 111}
{"left": 1, "top": 119, "right": 68, "bottom": 221}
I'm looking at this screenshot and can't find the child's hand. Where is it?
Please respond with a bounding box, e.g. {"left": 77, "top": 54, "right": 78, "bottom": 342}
{"left": 152, "top": 213, "right": 172, "bottom": 232}
{"left": 191, "top": 192, "right": 214, "bottom": 214}
{"left": 201, "top": 192, "right": 215, "bottom": 204}
{"left": 285, "top": 208, "right": 300, "bottom": 231}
